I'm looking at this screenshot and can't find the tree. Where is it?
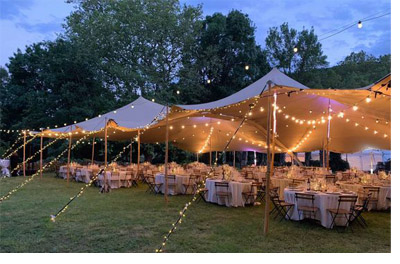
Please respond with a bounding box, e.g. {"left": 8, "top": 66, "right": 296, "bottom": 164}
{"left": 184, "top": 10, "right": 269, "bottom": 102}
{"left": 64, "top": 0, "right": 203, "bottom": 104}
{"left": 265, "top": 23, "right": 328, "bottom": 75}
{"left": 1, "top": 39, "right": 114, "bottom": 131}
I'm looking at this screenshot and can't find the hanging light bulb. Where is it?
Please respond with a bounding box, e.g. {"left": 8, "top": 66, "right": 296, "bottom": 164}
{"left": 352, "top": 105, "right": 358, "bottom": 111}
{"left": 207, "top": 79, "right": 211, "bottom": 84}
{"left": 365, "top": 96, "right": 371, "bottom": 103}
{"left": 176, "top": 90, "right": 180, "bottom": 95}
{"left": 358, "top": 20, "right": 363, "bottom": 29}
{"left": 244, "top": 65, "right": 250, "bottom": 70}
{"left": 293, "top": 47, "right": 298, "bottom": 53}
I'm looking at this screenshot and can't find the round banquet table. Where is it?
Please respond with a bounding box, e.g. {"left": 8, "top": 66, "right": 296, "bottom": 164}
{"left": 155, "top": 174, "right": 189, "bottom": 195}
{"left": 98, "top": 171, "right": 128, "bottom": 189}
{"left": 59, "top": 166, "right": 76, "bottom": 179}
{"left": 271, "top": 178, "right": 294, "bottom": 199}
{"left": 76, "top": 168, "right": 93, "bottom": 183}
{"left": 284, "top": 188, "right": 357, "bottom": 228}
{"left": 336, "top": 182, "right": 391, "bottom": 210}
{"left": 0, "top": 159, "right": 10, "bottom": 177}
{"left": 205, "top": 179, "right": 255, "bottom": 207}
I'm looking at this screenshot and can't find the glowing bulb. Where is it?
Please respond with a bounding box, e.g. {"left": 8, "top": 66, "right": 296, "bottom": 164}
{"left": 366, "top": 96, "right": 371, "bottom": 103}
{"left": 338, "top": 112, "right": 344, "bottom": 118}
{"left": 245, "top": 65, "right": 250, "bottom": 70}
{"left": 207, "top": 79, "right": 211, "bottom": 84}
{"left": 293, "top": 47, "right": 298, "bottom": 53}
{"left": 352, "top": 105, "right": 358, "bottom": 111}
{"left": 358, "top": 21, "right": 362, "bottom": 29}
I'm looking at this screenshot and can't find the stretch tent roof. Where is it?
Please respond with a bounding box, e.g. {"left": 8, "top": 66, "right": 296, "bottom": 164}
{"left": 39, "top": 69, "right": 390, "bottom": 154}
{"left": 166, "top": 69, "right": 390, "bottom": 153}
{"left": 40, "top": 96, "right": 166, "bottom": 140}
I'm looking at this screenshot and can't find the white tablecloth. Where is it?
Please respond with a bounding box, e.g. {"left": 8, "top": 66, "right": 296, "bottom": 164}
{"left": 336, "top": 182, "right": 391, "bottom": 210}
{"left": 0, "top": 159, "right": 10, "bottom": 177}
{"left": 59, "top": 166, "right": 76, "bottom": 179}
{"left": 205, "top": 179, "right": 255, "bottom": 207}
{"left": 155, "top": 174, "right": 189, "bottom": 195}
{"left": 98, "top": 171, "right": 129, "bottom": 189}
{"left": 284, "top": 189, "right": 357, "bottom": 228}
{"left": 75, "top": 168, "right": 93, "bottom": 183}
{"left": 271, "top": 178, "right": 294, "bottom": 199}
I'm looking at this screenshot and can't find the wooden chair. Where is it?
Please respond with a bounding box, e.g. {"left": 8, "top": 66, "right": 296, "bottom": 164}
{"left": 144, "top": 175, "right": 160, "bottom": 194}
{"left": 351, "top": 193, "right": 371, "bottom": 228}
{"left": 242, "top": 183, "right": 257, "bottom": 205}
{"left": 246, "top": 171, "right": 254, "bottom": 179}
{"left": 295, "top": 193, "right": 318, "bottom": 221}
{"left": 215, "top": 182, "right": 230, "bottom": 205}
{"left": 328, "top": 195, "right": 358, "bottom": 231}
{"left": 325, "top": 174, "right": 336, "bottom": 184}
{"left": 270, "top": 187, "right": 294, "bottom": 221}
{"left": 361, "top": 186, "right": 379, "bottom": 209}
{"left": 167, "top": 175, "right": 177, "bottom": 195}
{"left": 182, "top": 175, "right": 197, "bottom": 194}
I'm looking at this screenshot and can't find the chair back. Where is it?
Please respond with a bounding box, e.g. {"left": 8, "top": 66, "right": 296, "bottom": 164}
{"left": 246, "top": 171, "right": 254, "bottom": 179}
{"left": 295, "top": 193, "right": 315, "bottom": 208}
{"left": 293, "top": 179, "right": 305, "bottom": 185}
{"left": 215, "top": 182, "right": 229, "bottom": 193}
{"left": 325, "top": 174, "right": 336, "bottom": 184}
{"left": 363, "top": 186, "right": 380, "bottom": 200}
{"left": 167, "top": 175, "right": 176, "bottom": 184}
{"left": 335, "top": 195, "right": 358, "bottom": 214}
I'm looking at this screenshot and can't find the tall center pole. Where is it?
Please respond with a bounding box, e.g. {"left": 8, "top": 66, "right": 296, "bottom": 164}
{"left": 264, "top": 81, "right": 273, "bottom": 234}
{"left": 137, "top": 130, "right": 141, "bottom": 178}
{"left": 130, "top": 139, "right": 133, "bottom": 165}
{"left": 233, "top": 151, "right": 236, "bottom": 168}
{"left": 23, "top": 131, "right": 26, "bottom": 177}
{"left": 40, "top": 132, "right": 43, "bottom": 179}
{"left": 164, "top": 106, "right": 169, "bottom": 203}
{"left": 104, "top": 120, "right": 108, "bottom": 167}
{"left": 91, "top": 137, "right": 95, "bottom": 165}
{"left": 67, "top": 127, "right": 72, "bottom": 184}
{"left": 326, "top": 99, "right": 331, "bottom": 170}
{"left": 209, "top": 134, "right": 212, "bottom": 167}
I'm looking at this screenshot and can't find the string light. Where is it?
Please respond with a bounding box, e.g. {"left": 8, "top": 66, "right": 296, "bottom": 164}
{"left": 358, "top": 20, "right": 363, "bottom": 28}
{"left": 50, "top": 139, "right": 136, "bottom": 221}
{"left": 0, "top": 132, "right": 94, "bottom": 203}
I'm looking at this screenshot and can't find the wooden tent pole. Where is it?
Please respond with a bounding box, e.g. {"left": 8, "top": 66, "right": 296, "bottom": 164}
{"left": 264, "top": 81, "right": 273, "bottom": 235}
{"left": 40, "top": 132, "right": 43, "bottom": 179}
{"left": 137, "top": 130, "right": 141, "bottom": 177}
{"left": 67, "top": 128, "right": 72, "bottom": 184}
{"left": 326, "top": 99, "right": 331, "bottom": 170}
{"left": 130, "top": 139, "right": 133, "bottom": 165}
{"left": 104, "top": 120, "right": 108, "bottom": 167}
{"left": 23, "top": 131, "right": 26, "bottom": 177}
{"left": 269, "top": 91, "right": 278, "bottom": 185}
{"left": 196, "top": 152, "right": 199, "bottom": 162}
{"left": 91, "top": 137, "right": 95, "bottom": 165}
{"left": 164, "top": 106, "right": 169, "bottom": 203}
{"left": 209, "top": 134, "right": 212, "bottom": 167}
{"left": 233, "top": 151, "right": 236, "bottom": 168}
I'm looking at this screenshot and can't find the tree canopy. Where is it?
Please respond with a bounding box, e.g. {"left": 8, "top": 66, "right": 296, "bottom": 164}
{"left": 0, "top": 0, "right": 391, "bottom": 163}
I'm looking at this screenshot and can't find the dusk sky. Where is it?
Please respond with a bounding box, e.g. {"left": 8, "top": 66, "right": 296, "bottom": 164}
{"left": 0, "top": 0, "right": 391, "bottom": 68}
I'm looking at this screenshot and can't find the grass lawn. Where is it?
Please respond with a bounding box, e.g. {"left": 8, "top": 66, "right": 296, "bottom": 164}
{"left": 0, "top": 173, "right": 391, "bottom": 253}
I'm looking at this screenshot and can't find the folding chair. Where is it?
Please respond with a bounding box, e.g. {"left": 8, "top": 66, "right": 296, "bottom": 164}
{"left": 328, "top": 195, "right": 358, "bottom": 232}
{"left": 215, "top": 182, "right": 230, "bottom": 205}
{"left": 242, "top": 183, "right": 258, "bottom": 205}
{"left": 295, "top": 193, "right": 318, "bottom": 222}
{"left": 269, "top": 188, "right": 294, "bottom": 221}
{"left": 351, "top": 193, "right": 371, "bottom": 228}
{"left": 182, "top": 175, "right": 197, "bottom": 194}
{"left": 362, "top": 186, "right": 379, "bottom": 210}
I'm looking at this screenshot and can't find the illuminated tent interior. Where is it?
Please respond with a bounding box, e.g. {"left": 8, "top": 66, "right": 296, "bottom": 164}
{"left": 38, "top": 69, "right": 391, "bottom": 155}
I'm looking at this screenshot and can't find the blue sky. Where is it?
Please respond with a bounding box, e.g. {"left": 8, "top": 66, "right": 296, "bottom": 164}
{"left": 0, "top": 0, "right": 391, "bottom": 68}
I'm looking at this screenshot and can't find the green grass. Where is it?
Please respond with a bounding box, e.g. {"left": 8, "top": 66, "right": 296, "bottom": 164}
{"left": 0, "top": 173, "right": 391, "bottom": 253}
